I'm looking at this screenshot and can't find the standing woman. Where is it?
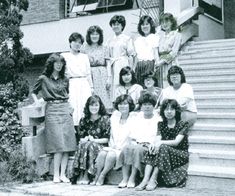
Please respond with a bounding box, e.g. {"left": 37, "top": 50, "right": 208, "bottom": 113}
{"left": 106, "top": 15, "right": 136, "bottom": 100}
{"left": 82, "top": 26, "right": 112, "bottom": 110}
{"left": 134, "top": 15, "right": 159, "bottom": 87}
{"left": 32, "top": 53, "right": 76, "bottom": 183}
{"left": 157, "top": 13, "right": 182, "bottom": 88}
{"left": 61, "top": 32, "right": 93, "bottom": 129}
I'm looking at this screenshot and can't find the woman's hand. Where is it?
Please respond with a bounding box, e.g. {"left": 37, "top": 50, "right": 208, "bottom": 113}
{"left": 149, "top": 143, "right": 161, "bottom": 155}
{"left": 88, "top": 135, "right": 95, "bottom": 142}
{"left": 80, "top": 136, "right": 89, "bottom": 143}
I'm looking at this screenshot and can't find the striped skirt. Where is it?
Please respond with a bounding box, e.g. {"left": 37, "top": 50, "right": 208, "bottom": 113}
{"left": 45, "top": 102, "right": 77, "bottom": 153}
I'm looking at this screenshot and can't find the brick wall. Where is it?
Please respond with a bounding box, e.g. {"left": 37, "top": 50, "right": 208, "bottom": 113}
{"left": 21, "top": 0, "right": 65, "bottom": 25}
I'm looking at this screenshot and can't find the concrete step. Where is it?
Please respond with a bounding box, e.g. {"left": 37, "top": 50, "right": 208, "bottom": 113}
{"left": 184, "top": 69, "right": 235, "bottom": 77}
{"left": 179, "top": 56, "right": 235, "bottom": 65}
{"left": 190, "top": 82, "right": 235, "bottom": 89}
{"left": 189, "top": 135, "right": 235, "bottom": 151}
{"left": 189, "top": 149, "right": 235, "bottom": 168}
{"left": 185, "top": 42, "right": 235, "bottom": 51}
{"left": 187, "top": 76, "right": 235, "bottom": 84}
{"left": 187, "top": 38, "right": 235, "bottom": 45}
{"left": 192, "top": 85, "right": 235, "bottom": 94}
{"left": 195, "top": 93, "right": 235, "bottom": 100}
{"left": 196, "top": 104, "right": 235, "bottom": 113}
{"left": 180, "top": 46, "right": 235, "bottom": 55}
{"left": 179, "top": 50, "right": 235, "bottom": 60}
{"left": 187, "top": 165, "right": 235, "bottom": 191}
{"left": 196, "top": 112, "right": 235, "bottom": 125}
{"left": 189, "top": 123, "right": 235, "bottom": 137}
{"left": 180, "top": 62, "right": 235, "bottom": 71}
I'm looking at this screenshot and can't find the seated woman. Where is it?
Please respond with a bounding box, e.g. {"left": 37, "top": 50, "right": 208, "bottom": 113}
{"left": 160, "top": 66, "right": 197, "bottom": 126}
{"left": 70, "top": 95, "right": 111, "bottom": 185}
{"left": 118, "top": 92, "right": 162, "bottom": 188}
{"left": 114, "top": 66, "right": 143, "bottom": 106}
{"left": 92, "top": 95, "right": 136, "bottom": 186}
{"left": 136, "top": 99, "right": 190, "bottom": 191}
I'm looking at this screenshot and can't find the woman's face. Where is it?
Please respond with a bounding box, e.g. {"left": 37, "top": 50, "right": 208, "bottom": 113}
{"left": 161, "top": 19, "right": 172, "bottom": 32}
{"left": 70, "top": 39, "right": 82, "bottom": 52}
{"left": 170, "top": 73, "right": 181, "bottom": 86}
{"left": 90, "top": 31, "right": 100, "bottom": 44}
{"left": 89, "top": 101, "right": 100, "bottom": 115}
{"left": 122, "top": 72, "right": 132, "bottom": 85}
{"left": 141, "top": 102, "right": 154, "bottom": 116}
{"left": 118, "top": 100, "right": 130, "bottom": 115}
{"left": 141, "top": 19, "right": 151, "bottom": 36}
{"left": 144, "top": 77, "right": 154, "bottom": 88}
{"left": 111, "top": 22, "right": 123, "bottom": 35}
{"left": 164, "top": 104, "right": 176, "bottom": 120}
{"left": 53, "top": 60, "right": 63, "bottom": 72}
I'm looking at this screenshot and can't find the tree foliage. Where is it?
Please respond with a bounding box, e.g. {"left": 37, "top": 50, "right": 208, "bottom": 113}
{"left": 0, "top": 0, "right": 33, "bottom": 84}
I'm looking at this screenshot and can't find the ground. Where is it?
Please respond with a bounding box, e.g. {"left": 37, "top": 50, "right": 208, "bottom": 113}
{"left": 0, "top": 181, "right": 234, "bottom": 196}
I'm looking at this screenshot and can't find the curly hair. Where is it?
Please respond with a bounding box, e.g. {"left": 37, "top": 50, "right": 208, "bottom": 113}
{"left": 83, "top": 95, "right": 107, "bottom": 120}
{"left": 109, "top": 15, "right": 126, "bottom": 31}
{"left": 137, "top": 15, "right": 156, "bottom": 36}
{"left": 68, "top": 32, "right": 84, "bottom": 44}
{"left": 113, "top": 94, "right": 135, "bottom": 112}
{"left": 160, "top": 99, "right": 181, "bottom": 123}
{"left": 42, "top": 53, "right": 66, "bottom": 78}
{"left": 160, "top": 13, "right": 178, "bottom": 31}
{"left": 167, "top": 65, "right": 186, "bottom": 86}
{"left": 86, "top": 25, "right": 104, "bottom": 45}
{"left": 142, "top": 71, "right": 158, "bottom": 87}
{"left": 119, "top": 66, "right": 137, "bottom": 86}
{"left": 138, "top": 91, "right": 157, "bottom": 107}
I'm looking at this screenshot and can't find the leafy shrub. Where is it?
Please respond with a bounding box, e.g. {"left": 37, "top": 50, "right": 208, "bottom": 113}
{"left": 0, "top": 147, "right": 40, "bottom": 184}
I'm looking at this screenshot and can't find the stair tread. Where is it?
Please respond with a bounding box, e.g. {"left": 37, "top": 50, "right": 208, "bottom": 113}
{"left": 188, "top": 38, "right": 235, "bottom": 45}
{"left": 189, "top": 149, "right": 235, "bottom": 156}
{"left": 189, "top": 135, "right": 235, "bottom": 144}
{"left": 191, "top": 123, "right": 235, "bottom": 130}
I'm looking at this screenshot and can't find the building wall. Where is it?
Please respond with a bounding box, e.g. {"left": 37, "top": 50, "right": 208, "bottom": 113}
{"left": 224, "top": 0, "right": 235, "bottom": 38}
{"left": 21, "top": 0, "right": 65, "bottom": 25}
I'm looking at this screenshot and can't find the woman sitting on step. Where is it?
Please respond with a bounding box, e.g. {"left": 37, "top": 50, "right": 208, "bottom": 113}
{"left": 135, "top": 99, "right": 190, "bottom": 191}
{"left": 91, "top": 95, "right": 136, "bottom": 186}
{"left": 70, "top": 95, "right": 111, "bottom": 185}
{"left": 160, "top": 66, "right": 197, "bottom": 126}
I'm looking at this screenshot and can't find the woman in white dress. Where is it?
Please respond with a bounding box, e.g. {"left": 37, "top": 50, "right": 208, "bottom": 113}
{"left": 106, "top": 15, "right": 136, "bottom": 100}
{"left": 92, "top": 95, "right": 136, "bottom": 186}
{"left": 61, "top": 33, "right": 93, "bottom": 130}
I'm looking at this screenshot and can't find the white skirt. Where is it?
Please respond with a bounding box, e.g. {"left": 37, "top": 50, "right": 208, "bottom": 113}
{"left": 69, "top": 78, "right": 92, "bottom": 125}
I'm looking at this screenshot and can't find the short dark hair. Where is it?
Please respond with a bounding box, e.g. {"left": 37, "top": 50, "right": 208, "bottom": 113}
{"left": 138, "top": 91, "right": 157, "bottom": 107}
{"left": 109, "top": 15, "right": 126, "bottom": 31}
{"left": 83, "top": 95, "right": 107, "bottom": 119}
{"left": 160, "top": 13, "right": 178, "bottom": 31}
{"left": 86, "top": 25, "right": 103, "bottom": 45}
{"left": 167, "top": 66, "right": 186, "bottom": 86}
{"left": 119, "top": 66, "right": 137, "bottom": 86}
{"left": 160, "top": 99, "right": 181, "bottom": 123}
{"left": 142, "top": 71, "right": 158, "bottom": 87}
{"left": 43, "top": 53, "right": 66, "bottom": 78}
{"left": 113, "top": 94, "right": 135, "bottom": 112}
{"left": 137, "top": 15, "right": 156, "bottom": 36}
{"left": 68, "top": 32, "right": 84, "bottom": 44}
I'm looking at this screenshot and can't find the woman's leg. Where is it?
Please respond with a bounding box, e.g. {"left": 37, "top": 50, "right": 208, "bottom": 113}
{"left": 60, "top": 152, "right": 70, "bottom": 182}
{"left": 146, "top": 167, "right": 159, "bottom": 191}
{"left": 53, "top": 152, "right": 63, "bottom": 182}
{"left": 92, "top": 150, "right": 108, "bottom": 185}
{"left": 118, "top": 165, "right": 131, "bottom": 188}
{"left": 127, "top": 166, "right": 138, "bottom": 188}
{"left": 96, "top": 151, "right": 116, "bottom": 185}
{"left": 135, "top": 164, "right": 153, "bottom": 191}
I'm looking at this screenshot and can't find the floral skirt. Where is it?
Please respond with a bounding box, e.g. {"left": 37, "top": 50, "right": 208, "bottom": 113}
{"left": 143, "top": 144, "right": 189, "bottom": 187}
{"left": 72, "top": 141, "right": 104, "bottom": 177}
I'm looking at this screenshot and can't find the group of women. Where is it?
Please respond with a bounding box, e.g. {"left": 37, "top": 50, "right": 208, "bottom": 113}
{"left": 31, "top": 12, "right": 197, "bottom": 191}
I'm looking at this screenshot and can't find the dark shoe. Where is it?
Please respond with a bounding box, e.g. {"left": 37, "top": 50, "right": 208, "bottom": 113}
{"left": 70, "top": 176, "right": 78, "bottom": 185}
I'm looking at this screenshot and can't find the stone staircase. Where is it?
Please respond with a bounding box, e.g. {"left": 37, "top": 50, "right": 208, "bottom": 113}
{"left": 178, "top": 38, "right": 235, "bottom": 190}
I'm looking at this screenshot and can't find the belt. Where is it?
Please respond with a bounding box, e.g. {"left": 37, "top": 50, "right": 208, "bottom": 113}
{"left": 47, "top": 99, "right": 68, "bottom": 103}
{"left": 69, "top": 76, "right": 86, "bottom": 79}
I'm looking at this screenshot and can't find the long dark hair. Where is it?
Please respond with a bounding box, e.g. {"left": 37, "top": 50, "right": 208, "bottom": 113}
{"left": 113, "top": 94, "right": 135, "bottom": 112}
{"left": 160, "top": 99, "right": 181, "bottom": 123}
{"left": 119, "top": 66, "right": 137, "bottom": 86}
{"left": 83, "top": 95, "right": 107, "bottom": 120}
{"left": 137, "top": 15, "right": 156, "bottom": 36}
{"left": 42, "top": 53, "right": 66, "bottom": 78}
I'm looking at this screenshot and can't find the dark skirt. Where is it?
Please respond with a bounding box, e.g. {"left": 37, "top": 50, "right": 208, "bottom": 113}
{"left": 45, "top": 102, "right": 76, "bottom": 153}
{"left": 135, "top": 60, "right": 155, "bottom": 87}
{"left": 143, "top": 144, "right": 189, "bottom": 187}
